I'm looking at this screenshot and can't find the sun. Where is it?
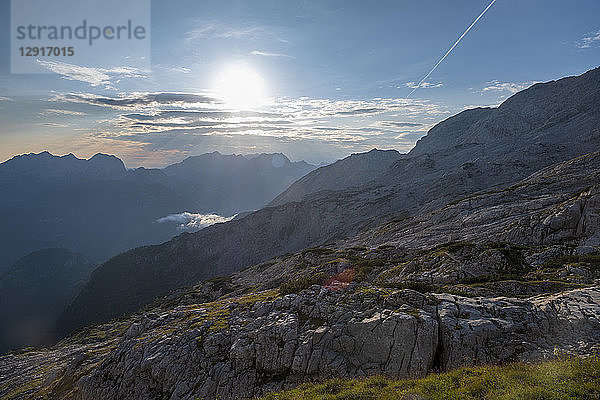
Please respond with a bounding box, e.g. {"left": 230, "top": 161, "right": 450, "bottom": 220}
{"left": 213, "top": 65, "right": 266, "bottom": 109}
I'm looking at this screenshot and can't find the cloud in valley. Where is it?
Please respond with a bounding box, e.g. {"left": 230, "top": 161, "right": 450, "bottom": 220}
{"left": 156, "top": 212, "right": 236, "bottom": 231}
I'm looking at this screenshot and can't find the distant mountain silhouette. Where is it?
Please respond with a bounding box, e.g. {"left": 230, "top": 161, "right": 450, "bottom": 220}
{"left": 0, "top": 151, "right": 315, "bottom": 273}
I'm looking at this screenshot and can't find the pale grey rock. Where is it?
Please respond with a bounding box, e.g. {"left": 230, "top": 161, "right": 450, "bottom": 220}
{"left": 2, "top": 286, "right": 600, "bottom": 400}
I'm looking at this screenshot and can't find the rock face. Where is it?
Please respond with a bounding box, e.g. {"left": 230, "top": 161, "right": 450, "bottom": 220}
{"left": 3, "top": 284, "right": 599, "bottom": 400}
{"left": 353, "top": 150, "right": 600, "bottom": 251}
{"left": 58, "top": 67, "right": 600, "bottom": 335}
{"left": 269, "top": 149, "right": 402, "bottom": 206}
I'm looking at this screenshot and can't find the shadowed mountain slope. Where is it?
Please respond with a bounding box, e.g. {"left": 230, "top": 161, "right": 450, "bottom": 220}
{"left": 57, "top": 66, "right": 600, "bottom": 336}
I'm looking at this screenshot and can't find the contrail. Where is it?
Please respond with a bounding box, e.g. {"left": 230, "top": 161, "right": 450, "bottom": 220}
{"left": 408, "top": 0, "right": 497, "bottom": 97}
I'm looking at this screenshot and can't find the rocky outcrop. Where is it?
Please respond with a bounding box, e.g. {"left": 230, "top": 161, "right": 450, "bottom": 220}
{"left": 3, "top": 284, "right": 599, "bottom": 400}
{"left": 355, "top": 151, "right": 600, "bottom": 251}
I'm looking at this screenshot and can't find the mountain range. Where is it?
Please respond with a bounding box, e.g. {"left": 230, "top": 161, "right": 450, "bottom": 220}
{"left": 0, "top": 151, "right": 315, "bottom": 274}
{"left": 57, "top": 66, "right": 600, "bottom": 336}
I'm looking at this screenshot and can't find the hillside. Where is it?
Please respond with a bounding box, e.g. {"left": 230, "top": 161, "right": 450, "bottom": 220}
{"left": 58, "top": 67, "right": 600, "bottom": 336}
{"left": 0, "top": 249, "right": 96, "bottom": 353}
{"left": 269, "top": 149, "right": 402, "bottom": 206}
{"left": 1, "top": 148, "right": 599, "bottom": 398}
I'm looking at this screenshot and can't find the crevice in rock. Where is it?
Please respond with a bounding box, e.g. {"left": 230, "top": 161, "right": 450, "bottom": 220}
{"left": 430, "top": 305, "right": 444, "bottom": 373}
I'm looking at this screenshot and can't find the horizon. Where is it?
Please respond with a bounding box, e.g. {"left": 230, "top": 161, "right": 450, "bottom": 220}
{"left": 1, "top": 147, "right": 329, "bottom": 169}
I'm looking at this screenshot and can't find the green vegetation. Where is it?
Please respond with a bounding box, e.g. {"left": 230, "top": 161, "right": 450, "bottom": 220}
{"left": 280, "top": 273, "right": 328, "bottom": 295}
{"left": 261, "top": 356, "right": 600, "bottom": 400}
{"left": 191, "top": 289, "right": 279, "bottom": 333}
{"left": 417, "top": 241, "right": 474, "bottom": 258}
{"left": 461, "top": 273, "right": 526, "bottom": 284}
{"left": 543, "top": 252, "right": 600, "bottom": 272}
{"left": 353, "top": 258, "right": 385, "bottom": 282}
{"left": 301, "top": 247, "right": 335, "bottom": 256}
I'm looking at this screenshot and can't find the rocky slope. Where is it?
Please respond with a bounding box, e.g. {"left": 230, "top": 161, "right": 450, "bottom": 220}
{"left": 2, "top": 142, "right": 600, "bottom": 398}
{"left": 58, "top": 67, "right": 600, "bottom": 335}
{"left": 269, "top": 149, "right": 402, "bottom": 206}
{"left": 1, "top": 240, "right": 599, "bottom": 399}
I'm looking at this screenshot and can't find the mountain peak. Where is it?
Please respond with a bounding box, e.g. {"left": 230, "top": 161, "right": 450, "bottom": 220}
{"left": 0, "top": 151, "right": 127, "bottom": 180}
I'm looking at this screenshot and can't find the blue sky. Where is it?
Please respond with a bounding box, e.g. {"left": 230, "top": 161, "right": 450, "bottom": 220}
{"left": 0, "top": 0, "right": 599, "bottom": 167}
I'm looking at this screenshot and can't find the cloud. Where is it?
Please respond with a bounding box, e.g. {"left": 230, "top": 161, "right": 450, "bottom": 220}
{"left": 37, "top": 122, "right": 70, "bottom": 128}
{"left": 577, "top": 29, "right": 600, "bottom": 49}
{"left": 123, "top": 110, "right": 283, "bottom": 121}
{"left": 335, "top": 107, "right": 384, "bottom": 116}
{"left": 482, "top": 80, "right": 538, "bottom": 94}
{"left": 37, "top": 60, "right": 146, "bottom": 88}
{"left": 53, "top": 92, "right": 219, "bottom": 109}
{"left": 372, "top": 121, "right": 424, "bottom": 129}
{"left": 405, "top": 81, "right": 443, "bottom": 89}
{"left": 47, "top": 90, "right": 450, "bottom": 166}
{"left": 269, "top": 97, "right": 447, "bottom": 119}
{"left": 186, "top": 22, "right": 288, "bottom": 43}
{"left": 251, "top": 50, "right": 295, "bottom": 58}
{"left": 0, "top": 96, "right": 13, "bottom": 101}
{"left": 156, "top": 212, "right": 235, "bottom": 231}
{"left": 40, "top": 108, "right": 87, "bottom": 116}
{"left": 166, "top": 66, "right": 192, "bottom": 73}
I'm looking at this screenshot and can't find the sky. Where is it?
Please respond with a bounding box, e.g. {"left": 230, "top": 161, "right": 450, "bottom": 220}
{"left": 0, "top": 0, "right": 599, "bottom": 167}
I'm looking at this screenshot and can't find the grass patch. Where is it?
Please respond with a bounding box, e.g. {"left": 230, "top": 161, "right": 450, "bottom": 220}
{"left": 280, "top": 273, "right": 329, "bottom": 295}
{"left": 428, "top": 241, "right": 474, "bottom": 255}
{"left": 543, "top": 253, "right": 600, "bottom": 272}
{"left": 260, "top": 355, "right": 600, "bottom": 400}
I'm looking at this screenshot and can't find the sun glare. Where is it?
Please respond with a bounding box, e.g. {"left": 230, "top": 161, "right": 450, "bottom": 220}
{"left": 213, "top": 66, "right": 266, "bottom": 109}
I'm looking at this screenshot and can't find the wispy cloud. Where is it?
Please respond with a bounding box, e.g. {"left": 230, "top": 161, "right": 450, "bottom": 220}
{"left": 40, "top": 108, "right": 87, "bottom": 116}
{"left": 156, "top": 212, "right": 235, "bottom": 231}
{"left": 576, "top": 29, "right": 600, "bottom": 49}
{"left": 45, "top": 90, "right": 449, "bottom": 166}
{"left": 0, "top": 96, "right": 13, "bottom": 102}
{"left": 37, "top": 122, "right": 70, "bottom": 128}
{"left": 53, "top": 92, "right": 219, "bottom": 109}
{"left": 405, "top": 81, "right": 443, "bottom": 89}
{"left": 186, "top": 22, "right": 288, "bottom": 43}
{"left": 482, "top": 80, "right": 538, "bottom": 94}
{"left": 372, "top": 121, "right": 424, "bottom": 129}
{"left": 37, "top": 60, "right": 147, "bottom": 89}
{"left": 251, "top": 50, "right": 295, "bottom": 58}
